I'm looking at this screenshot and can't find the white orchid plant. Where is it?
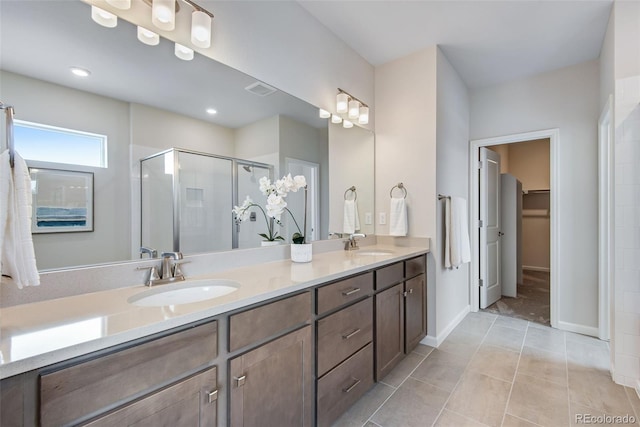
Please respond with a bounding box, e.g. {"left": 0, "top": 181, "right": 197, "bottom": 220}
{"left": 233, "top": 174, "right": 308, "bottom": 244}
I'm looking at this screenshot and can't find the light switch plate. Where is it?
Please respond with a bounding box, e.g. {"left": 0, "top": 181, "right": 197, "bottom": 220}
{"left": 379, "top": 212, "right": 386, "bottom": 225}
{"left": 365, "top": 212, "right": 372, "bottom": 225}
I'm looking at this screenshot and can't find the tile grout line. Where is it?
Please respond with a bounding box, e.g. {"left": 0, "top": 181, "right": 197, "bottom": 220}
{"left": 361, "top": 351, "right": 430, "bottom": 427}
{"left": 499, "top": 320, "right": 530, "bottom": 427}
{"left": 429, "top": 314, "right": 498, "bottom": 427}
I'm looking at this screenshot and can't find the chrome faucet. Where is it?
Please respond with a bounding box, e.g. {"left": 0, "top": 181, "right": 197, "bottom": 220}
{"left": 139, "top": 246, "right": 158, "bottom": 259}
{"left": 344, "top": 233, "right": 366, "bottom": 251}
{"left": 137, "top": 251, "right": 188, "bottom": 287}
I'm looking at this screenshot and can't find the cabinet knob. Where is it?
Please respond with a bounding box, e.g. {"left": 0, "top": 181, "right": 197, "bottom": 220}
{"left": 342, "top": 328, "right": 361, "bottom": 340}
{"left": 342, "top": 378, "right": 361, "bottom": 393}
{"left": 408, "top": 288, "right": 414, "bottom": 294}
{"left": 341, "top": 287, "right": 361, "bottom": 296}
{"left": 207, "top": 389, "right": 218, "bottom": 403}
{"left": 235, "top": 375, "right": 246, "bottom": 387}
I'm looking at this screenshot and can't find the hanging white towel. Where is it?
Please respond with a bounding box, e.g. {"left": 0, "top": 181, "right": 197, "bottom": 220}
{"left": 389, "top": 197, "right": 407, "bottom": 236}
{"left": 444, "top": 196, "right": 471, "bottom": 269}
{"left": 1, "top": 150, "right": 40, "bottom": 288}
{"left": 343, "top": 199, "right": 360, "bottom": 234}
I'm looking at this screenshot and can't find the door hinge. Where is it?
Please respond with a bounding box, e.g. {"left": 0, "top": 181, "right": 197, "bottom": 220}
{"left": 478, "top": 219, "right": 483, "bottom": 228}
{"left": 478, "top": 160, "right": 483, "bottom": 169}
{"left": 479, "top": 279, "right": 484, "bottom": 287}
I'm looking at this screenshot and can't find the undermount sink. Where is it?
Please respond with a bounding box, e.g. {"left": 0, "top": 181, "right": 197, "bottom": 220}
{"left": 355, "top": 250, "right": 395, "bottom": 256}
{"left": 128, "top": 279, "right": 240, "bottom": 307}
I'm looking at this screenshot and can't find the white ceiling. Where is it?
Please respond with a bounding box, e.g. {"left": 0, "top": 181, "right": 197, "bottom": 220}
{"left": 298, "top": 0, "right": 613, "bottom": 88}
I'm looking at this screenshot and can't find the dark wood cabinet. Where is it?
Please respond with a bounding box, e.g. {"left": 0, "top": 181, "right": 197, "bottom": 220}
{"left": 375, "top": 256, "right": 427, "bottom": 381}
{"left": 229, "top": 326, "right": 313, "bottom": 427}
{"left": 405, "top": 274, "right": 427, "bottom": 353}
{"left": 375, "top": 282, "right": 405, "bottom": 381}
{"left": 85, "top": 367, "right": 218, "bottom": 427}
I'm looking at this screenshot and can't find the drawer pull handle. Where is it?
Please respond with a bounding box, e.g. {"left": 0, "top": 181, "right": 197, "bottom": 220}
{"left": 342, "top": 287, "right": 361, "bottom": 296}
{"left": 408, "top": 288, "right": 414, "bottom": 294}
{"left": 342, "top": 328, "right": 361, "bottom": 340}
{"left": 207, "top": 389, "right": 218, "bottom": 403}
{"left": 235, "top": 375, "right": 246, "bottom": 387}
{"left": 342, "top": 378, "right": 361, "bottom": 393}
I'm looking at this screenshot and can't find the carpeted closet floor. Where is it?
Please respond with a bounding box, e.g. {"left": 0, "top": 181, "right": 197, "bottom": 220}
{"left": 484, "top": 270, "right": 550, "bottom": 326}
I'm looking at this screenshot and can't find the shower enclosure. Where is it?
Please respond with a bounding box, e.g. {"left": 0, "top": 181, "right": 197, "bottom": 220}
{"left": 140, "top": 148, "right": 273, "bottom": 255}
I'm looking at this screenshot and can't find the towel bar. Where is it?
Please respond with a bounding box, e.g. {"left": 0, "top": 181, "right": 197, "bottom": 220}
{"left": 390, "top": 183, "right": 407, "bottom": 199}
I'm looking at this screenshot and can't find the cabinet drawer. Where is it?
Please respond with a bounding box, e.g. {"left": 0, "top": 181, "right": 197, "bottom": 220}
{"left": 316, "top": 272, "right": 373, "bottom": 315}
{"left": 85, "top": 367, "right": 218, "bottom": 427}
{"left": 405, "top": 255, "right": 426, "bottom": 279}
{"left": 375, "top": 262, "right": 404, "bottom": 290}
{"left": 229, "top": 292, "right": 310, "bottom": 352}
{"left": 317, "top": 297, "right": 373, "bottom": 376}
{"left": 40, "top": 321, "right": 217, "bottom": 427}
{"left": 317, "top": 343, "right": 374, "bottom": 427}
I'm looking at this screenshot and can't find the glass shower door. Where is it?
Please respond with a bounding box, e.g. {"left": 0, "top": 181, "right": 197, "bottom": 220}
{"left": 140, "top": 152, "right": 174, "bottom": 255}
{"left": 236, "top": 163, "right": 273, "bottom": 249}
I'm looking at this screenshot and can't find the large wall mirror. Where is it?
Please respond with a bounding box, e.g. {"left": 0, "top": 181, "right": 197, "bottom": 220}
{"left": 0, "top": 0, "right": 374, "bottom": 271}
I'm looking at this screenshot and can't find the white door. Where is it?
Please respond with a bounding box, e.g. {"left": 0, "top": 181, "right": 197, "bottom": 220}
{"left": 480, "top": 147, "right": 502, "bottom": 308}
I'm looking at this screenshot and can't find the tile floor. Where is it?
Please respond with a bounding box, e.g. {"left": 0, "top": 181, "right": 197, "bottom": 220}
{"left": 332, "top": 312, "right": 640, "bottom": 427}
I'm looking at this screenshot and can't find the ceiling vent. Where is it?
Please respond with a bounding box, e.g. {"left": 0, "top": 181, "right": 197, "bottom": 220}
{"left": 245, "top": 81, "right": 277, "bottom": 97}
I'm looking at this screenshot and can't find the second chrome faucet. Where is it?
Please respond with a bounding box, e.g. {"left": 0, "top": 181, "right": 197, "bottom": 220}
{"left": 138, "top": 251, "right": 188, "bottom": 287}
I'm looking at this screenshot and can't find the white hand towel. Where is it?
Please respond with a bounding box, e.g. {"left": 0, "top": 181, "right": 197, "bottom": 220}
{"left": 389, "top": 197, "right": 407, "bottom": 236}
{"left": 343, "top": 199, "right": 360, "bottom": 234}
{"left": 1, "top": 150, "right": 40, "bottom": 287}
{"left": 445, "top": 196, "right": 471, "bottom": 269}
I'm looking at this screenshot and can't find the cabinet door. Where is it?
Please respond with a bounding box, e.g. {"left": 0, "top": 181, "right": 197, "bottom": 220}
{"left": 85, "top": 367, "right": 218, "bottom": 427}
{"left": 229, "top": 326, "right": 312, "bottom": 427}
{"left": 375, "top": 283, "right": 404, "bottom": 381}
{"left": 405, "top": 274, "right": 427, "bottom": 353}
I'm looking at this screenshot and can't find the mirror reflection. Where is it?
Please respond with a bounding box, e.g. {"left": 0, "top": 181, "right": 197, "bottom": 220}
{"left": 0, "top": 0, "right": 374, "bottom": 271}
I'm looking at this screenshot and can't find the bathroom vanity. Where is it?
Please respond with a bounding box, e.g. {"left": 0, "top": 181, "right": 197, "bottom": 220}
{"left": 0, "top": 244, "right": 428, "bottom": 426}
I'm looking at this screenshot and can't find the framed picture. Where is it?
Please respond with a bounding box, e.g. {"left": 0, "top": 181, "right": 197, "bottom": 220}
{"left": 29, "top": 168, "right": 94, "bottom": 233}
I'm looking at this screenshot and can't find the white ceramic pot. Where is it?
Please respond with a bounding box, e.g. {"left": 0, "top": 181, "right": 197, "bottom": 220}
{"left": 261, "top": 241, "right": 281, "bottom": 247}
{"left": 290, "top": 243, "right": 312, "bottom": 263}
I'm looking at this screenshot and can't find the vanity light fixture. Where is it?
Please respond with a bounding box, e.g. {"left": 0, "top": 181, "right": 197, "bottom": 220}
{"left": 331, "top": 114, "right": 343, "bottom": 124}
{"left": 336, "top": 88, "right": 369, "bottom": 125}
{"left": 174, "top": 43, "right": 194, "bottom": 60}
{"left": 137, "top": 26, "right": 160, "bottom": 46}
{"left": 70, "top": 67, "right": 91, "bottom": 77}
{"left": 319, "top": 109, "right": 331, "bottom": 119}
{"left": 348, "top": 99, "right": 360, "bottom": 119}
{"left": 91, "top": 5, "right": 117, "bottom": 28}
{"left": 336, "top": 92, "right": 349, "bottom": 114}
{"left": 152, "top": 0, "right": 176, "bottom": 31}
{"left": 358, "top": 105, "right": 369, "bottom": 125}
{"left": 343, "top": 119, "right": 354, "bottom": 129}
{"left": 105, "top": 0, "right": 131, "bottom": 10}
{"left": 191, "top": 10, "right": 212, "bottom": 48}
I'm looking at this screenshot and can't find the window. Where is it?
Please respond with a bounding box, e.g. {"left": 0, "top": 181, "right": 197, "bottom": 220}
{"left": 14, "top": 120, "right": 108, "bottom": 168}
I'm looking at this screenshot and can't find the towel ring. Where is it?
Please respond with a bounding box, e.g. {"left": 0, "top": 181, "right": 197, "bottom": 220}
{"left": 390, "top": 183, "right": 407, "bottom": 199}
{"left": 344, "top": 186, "right": 357, "bottom": 201}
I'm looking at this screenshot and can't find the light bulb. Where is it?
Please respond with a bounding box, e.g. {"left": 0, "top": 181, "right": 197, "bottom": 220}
{"left": 70, "top": 67, "right": 91, "bottom": 77}
{"left": 206, "top": 108, "right": 217, "bottom": 115}
{"left": 336, "top": 92, "right": 349, "bottom": 114}
{"left": 348, "top": 100, "right": 360, "bottom": 119}
{"left": 106, "top": 0, "right": 131, "bottom": 10}
{"left": 343, "top": 119, "right": 353, "bottom": 129}
{"left": 191, "top": 10, "right": 212, "bottom": 48}
{"left": 152, "top": 0, "right": 175, "bottom": 31}
{"left": 175, "top": 43, "right": 194, "bottom": 61}
{"left": 319, "top": 109, "right": 331, "bottom": 119}
{"left": 137, "top": 26, "right": 160, "bottom": 46}
{"left": 91, "top": 5, "right": 117, "bottom": 28}
{"left": 358, "top": 106, "right": 369, "bottom": 125}
{"left": 331, "top": 114, "right": 343, "bottom": 124}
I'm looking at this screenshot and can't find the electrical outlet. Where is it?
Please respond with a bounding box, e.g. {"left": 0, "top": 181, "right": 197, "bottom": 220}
{"left": 379, "top": 212, "right": 387, "bottom": 225}
{"left": 365, "top": 212, "right": 372, "bottom": 225}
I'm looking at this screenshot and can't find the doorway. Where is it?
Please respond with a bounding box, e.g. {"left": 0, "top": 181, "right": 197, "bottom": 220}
{"left": 470, "top": 129, "right": 560, "bottom": 327}
{"left": 482, "top": 139, "right": 551, "bottom": 325}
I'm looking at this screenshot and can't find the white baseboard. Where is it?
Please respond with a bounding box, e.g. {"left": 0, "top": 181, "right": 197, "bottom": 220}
{"left": 523, "top": 265, "right": 551, "bottom": 272}
{"left": 420, "top": 305, "right": 470, "bottom": 348}
{"left": 557, "top": 321, "right": 599, "bottom": 338}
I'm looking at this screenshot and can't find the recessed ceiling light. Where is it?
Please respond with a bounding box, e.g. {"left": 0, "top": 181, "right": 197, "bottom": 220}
{"left": 206, "top": 108, "right": 217, "bottom": 115}
{"left": 70, "top": 67, "right": 91, "bottom": 77}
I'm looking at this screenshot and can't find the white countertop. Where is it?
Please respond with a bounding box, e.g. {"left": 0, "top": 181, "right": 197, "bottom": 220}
{"left": 0, "top": 244, "right": 428, "bottom": 379}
